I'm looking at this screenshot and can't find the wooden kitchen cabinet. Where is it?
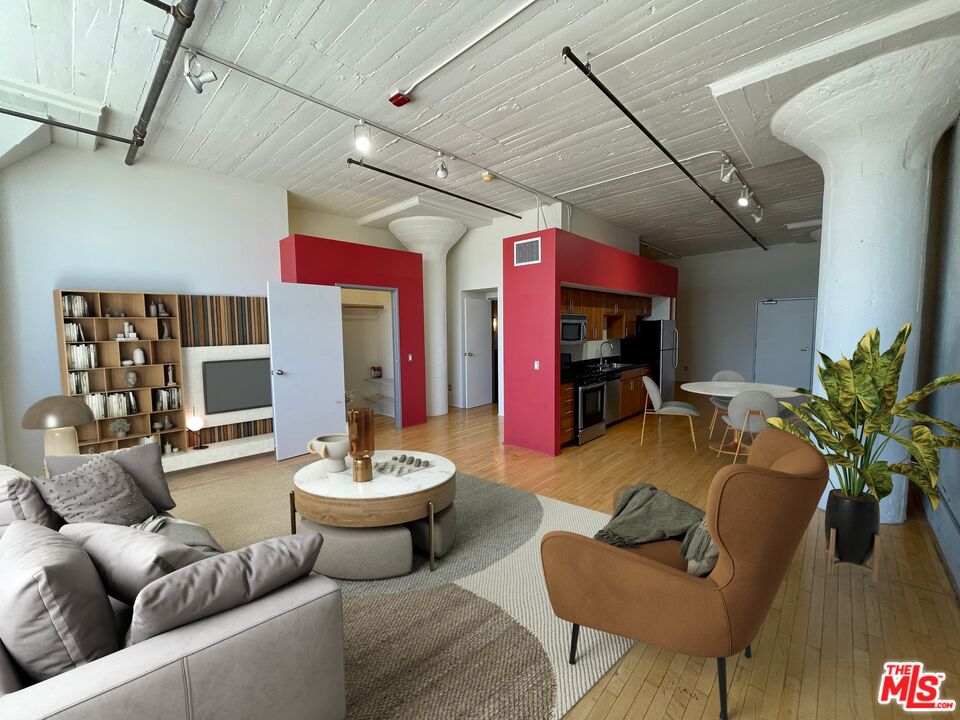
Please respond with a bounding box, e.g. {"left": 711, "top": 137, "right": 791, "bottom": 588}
{"left": 560, "top": 382, "right": 575, "bottom": 444}
{"left": 619, "top": 367, "right": 652, "bottom": 420}
{"left": 560, "top": 286, "right": 582, "bottom": 314}
{"left": 636, "top": 296, "right": 652, "bottom": 317}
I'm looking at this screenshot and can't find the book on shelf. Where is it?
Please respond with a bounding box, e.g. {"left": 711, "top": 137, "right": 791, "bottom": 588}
{"left": 153, "top": 388, "right": 181, "bottom": 412}
{"left": 105, "top": 392, "right": 138, "bottom": 418}
{"left": 68, "top": 371, "right": 90, "bottom": 396}
{"left": 63, "top": 322, "right": 86, "bottom": 342}
{"left": 83, "top": 394, "right": 106, "bottom": 420}
{"left": 61, "top": 294, "right": 90, "bottom": 318}
{"left": 67, "top": 344, "right": 98, "bottom": 370}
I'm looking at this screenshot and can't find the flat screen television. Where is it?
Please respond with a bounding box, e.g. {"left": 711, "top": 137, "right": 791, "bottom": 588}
{"left": 202, "top": 358, "right": 272, "bottom": 414}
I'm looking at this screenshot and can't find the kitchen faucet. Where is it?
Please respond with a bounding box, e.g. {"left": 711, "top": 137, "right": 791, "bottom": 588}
{"left": 599, "top": 341, "right": 614, "bottom": 368}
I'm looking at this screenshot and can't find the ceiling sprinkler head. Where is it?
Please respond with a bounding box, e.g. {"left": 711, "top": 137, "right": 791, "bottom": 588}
{"left": 481, "top": 169, "right": 494, "bottom": 183}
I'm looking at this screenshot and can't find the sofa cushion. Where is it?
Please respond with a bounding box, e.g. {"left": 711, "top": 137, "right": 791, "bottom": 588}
{"left": 127, "top": 533, "right": 324, "bottom": 645}
{"left": 34, "top": 455, "right": 156, "bottom": 525}
{"left": 0, "top": 521, "right": 117, "bottom": 681}
{"left": 1, "top": 465, "right": 60, "bottom": 533}
{"left": 61, "top": 523, "right": 207, "bottom": 605}
{"left": 0, "top": 640, "right": 23, "bottom": 696}
{"left": 45, "top": 443, "right": 175, "bottom": 512}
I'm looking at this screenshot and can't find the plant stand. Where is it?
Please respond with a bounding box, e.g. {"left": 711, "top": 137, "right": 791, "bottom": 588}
{"left": 826, "top": 527, "right": 880, "bottom": 582}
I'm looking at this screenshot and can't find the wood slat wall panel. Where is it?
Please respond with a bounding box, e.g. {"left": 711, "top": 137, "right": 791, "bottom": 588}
{"left": 197, "top": 419, "right": 273, "bottom": 447}
{"left": 179, "top": 295, "right": 268, "bottom": 347}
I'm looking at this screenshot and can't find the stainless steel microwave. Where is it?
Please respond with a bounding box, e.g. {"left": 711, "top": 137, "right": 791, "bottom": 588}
{"left": 560, "top": 314, "right": 588, "bottom": 344}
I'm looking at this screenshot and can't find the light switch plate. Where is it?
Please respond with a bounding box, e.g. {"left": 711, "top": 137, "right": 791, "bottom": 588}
{"left": 534, "top": 360, "right": 540, "bottom": 370}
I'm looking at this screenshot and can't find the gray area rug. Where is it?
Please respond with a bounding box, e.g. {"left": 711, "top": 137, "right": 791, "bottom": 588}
{"left": 170, "top": 468, "right": 632, "bottom": 719}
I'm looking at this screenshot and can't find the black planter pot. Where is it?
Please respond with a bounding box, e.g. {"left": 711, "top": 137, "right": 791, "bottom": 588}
{"left": 824, "top": 490, "right": 880, "bottom": 565}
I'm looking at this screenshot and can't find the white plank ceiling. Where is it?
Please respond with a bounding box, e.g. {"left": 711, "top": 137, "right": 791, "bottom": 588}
{"left": 0, "top": 0, "right": 942, "bottom": 255}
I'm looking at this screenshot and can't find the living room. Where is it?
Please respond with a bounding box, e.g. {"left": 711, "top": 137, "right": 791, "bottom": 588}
{"left": 1, "top": 1, "right": 960, "bottom": 719}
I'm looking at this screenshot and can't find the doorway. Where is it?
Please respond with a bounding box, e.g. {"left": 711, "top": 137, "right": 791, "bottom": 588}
{"left": 462, "top": 289, "right": 498, "bottom": 408}
{"left": 340, "top": 286, "right": 401, "bottom": 427}
{"left": 754, "top": 297, "right": 816, "bottom": 388}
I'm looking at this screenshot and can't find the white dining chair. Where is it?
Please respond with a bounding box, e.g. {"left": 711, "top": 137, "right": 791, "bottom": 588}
{"left": 640, "top": 375, "right": 700, "bottom": 451}
{"left": 708, "top": 370, "right": 745, "bottom": 439}
{"left": 718, "top": 390, "right": 779, "bottom": 462}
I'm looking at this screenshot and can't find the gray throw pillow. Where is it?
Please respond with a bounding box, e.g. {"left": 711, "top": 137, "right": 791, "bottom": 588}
{"left": 45, "top": 443, "right": 175, "bottom": 512}
{"left": 0, "top": 521, "right": 118, "bottom": 681}
{"left": 0, "top": 640, "right": 23, "bottom": 696}
{"left": 34, "top": 456, "right": 155, "bottom": 526}
{"left": 127, "top": 533, "right": 323, "bottom": 645}
{"left": 1, "top": 465, "right": 61, "bottom": 532}
{"left": 61, "top": 523, "right": 206, "bottom": 605}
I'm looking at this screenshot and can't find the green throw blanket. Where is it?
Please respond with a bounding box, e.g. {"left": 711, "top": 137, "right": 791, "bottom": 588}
{"left": 594, "top": 483, "right": 704, "bottom": 548}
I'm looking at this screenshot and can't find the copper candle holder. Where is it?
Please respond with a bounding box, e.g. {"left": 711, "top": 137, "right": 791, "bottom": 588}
{"left": 347, "top": 407, "right": 375, "bottom": 482}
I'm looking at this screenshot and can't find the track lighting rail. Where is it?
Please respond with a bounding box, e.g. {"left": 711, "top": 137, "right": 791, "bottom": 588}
{"left": 561, "top": 46, "right": 767, "bottom": 251}
{"left": 0, "top": 107, "right": 134, "bottom": 145}
{"left": 347, "top": 158, "right": 522, "bottom": 219}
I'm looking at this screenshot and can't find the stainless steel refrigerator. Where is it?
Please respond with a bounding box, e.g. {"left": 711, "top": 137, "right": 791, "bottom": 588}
{"left": 621, "top": 319, "right": 677, "bottom": 401}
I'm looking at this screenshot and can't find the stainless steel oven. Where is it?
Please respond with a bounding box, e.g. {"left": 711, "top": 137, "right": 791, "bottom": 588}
{"left": 576, "top": 380, "right": 606, "bottom": 444}
{"left": 560, "top": 314, "right": 587, "bottom": 345}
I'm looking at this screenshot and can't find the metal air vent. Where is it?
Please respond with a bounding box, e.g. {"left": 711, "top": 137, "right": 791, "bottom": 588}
{"left": 513, "top": 237, "right": 541, "bottom": 266}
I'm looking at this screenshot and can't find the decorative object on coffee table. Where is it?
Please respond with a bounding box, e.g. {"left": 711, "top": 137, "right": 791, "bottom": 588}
{"left": 307, "top": 434, "right": 350, "bottom": 472}
{"left": 186, "top": 410, "right": 207, "bottom": 450}
{"left": 293, "top": 450, "right": 456, "bottom": 578}
{"left": 347, "top": 408, "right": 375, "bottom": 483}
{"left": 110, "top": 418, "right": 131, "bottom": 439}
{"left": 768, "top": 323, "right": 960, "bottom": 578}
{"left": 21, "top": 395, "right": 96, "bottom": 456}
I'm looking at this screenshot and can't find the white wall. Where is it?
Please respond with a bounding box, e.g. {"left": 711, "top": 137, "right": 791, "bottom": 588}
{"left": 565, "top": 203, "right": 639, "bottom": 254}
{"left": 0, "top": 144, "right": 288, "bottom": 473}
{"left": 669, "top": 243, "right": 821, "bottom": 383}
{"left": 288, "top": 205, "right": 403, "bottom": 250}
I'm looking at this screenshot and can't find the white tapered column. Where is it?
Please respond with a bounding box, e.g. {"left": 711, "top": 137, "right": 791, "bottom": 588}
{"left": 772, "top": 37, "right": 960, "bottom": 523}
{"left": 389, "top": 216, "right": 467, "bottom": 417}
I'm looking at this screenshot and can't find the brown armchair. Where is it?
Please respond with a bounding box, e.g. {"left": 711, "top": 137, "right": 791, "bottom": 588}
{"left": 541, "top": 428, "right": 827, "bottom": 720}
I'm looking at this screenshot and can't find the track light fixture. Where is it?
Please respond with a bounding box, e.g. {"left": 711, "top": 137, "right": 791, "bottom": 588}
{"left": 751, "top": 207, "right": 764, "bottom": 224}
{"left": 481, "top": 169, "right": 494, "bottom": 183}
{"left": 434, "top": 152, "right": 448, "bottom": 179}
{"left": 737, "top": 185, "right": 752, "bottom": 207}
{"left": 719, "top": 158, "right": 737, "bottom": 183}
{"left": 183, "top": 53, "right": 217, "bottom": 94}
{"left": 353, "top": 120, "right": 371, "bottom": 154}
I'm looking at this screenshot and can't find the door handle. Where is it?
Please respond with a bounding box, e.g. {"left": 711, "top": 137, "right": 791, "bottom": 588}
{"left": 273, "top": 369, "right": 285, "bottom": 375}
{"left": 465, "top": 352, "right": 474, "bottom": 356}
{"left": 800, "top": 347, "right": 811, "bottom": 352}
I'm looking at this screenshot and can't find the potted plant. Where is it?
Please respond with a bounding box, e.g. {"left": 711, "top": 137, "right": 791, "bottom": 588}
{"left": 768, "top": 323, "right": 960, "bottom": 565}
{"left": 110, "top": 418, "right": 132, "bottom": 439}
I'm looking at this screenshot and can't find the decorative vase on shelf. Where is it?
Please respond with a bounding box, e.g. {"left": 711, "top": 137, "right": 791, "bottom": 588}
{"left": 132, "top": 348, "right": 146, "bottom": 366}
{"left": 163, "top": 415, "right": 173, "bottom": 430}
{"left": 116, "top": 431, "right": 127, "bottom": 439}
{"left": 148, "top": 302, "right": 158, "bottom": 317}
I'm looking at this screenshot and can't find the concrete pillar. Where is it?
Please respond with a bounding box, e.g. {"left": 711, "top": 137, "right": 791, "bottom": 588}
{"left": 388, "top": 216, "right": 467, "bottom": 417}
{"left": 771, "top": 37, "right": 960, "bottom": 523}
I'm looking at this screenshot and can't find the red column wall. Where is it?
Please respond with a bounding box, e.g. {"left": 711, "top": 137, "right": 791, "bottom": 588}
{"left": 502, "top": 229, "right": 559, "bottom": 454}
{"left": 556, "top": 229, "right": 678, "bottom": 295}
{"left": 278, "top": 234, "right": 427, "bottom": 427}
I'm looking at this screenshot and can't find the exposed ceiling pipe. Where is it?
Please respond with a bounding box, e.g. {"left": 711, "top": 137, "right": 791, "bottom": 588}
{"left": 346, "top": 158, "right": 522, "bottom": 219}
{"left": 561, "top": 46, "right": 767, "bottom": 251}
{"left": 125, "top": 0, "right": 197, "bottom": 165}
{"left": 0, "top": 107, "right": 134, "bottom": 145}
{"left": 638, "top": 237, "right": 680, "bottom": 259}
{"left": 152, "top": 31, "right": 560, "bottom": 206}
{"left": 555, "top": 150, "right": 731, "bottom": 197}
{"left": 387, "top": 0, "right": 541, "bottom": 106}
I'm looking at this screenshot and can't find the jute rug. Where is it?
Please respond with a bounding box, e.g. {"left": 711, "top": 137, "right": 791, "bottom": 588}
{"left": 169, "top": 465, "right": 632, "bottom": 719}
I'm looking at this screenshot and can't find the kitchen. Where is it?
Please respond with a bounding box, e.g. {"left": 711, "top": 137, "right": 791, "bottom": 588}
{"left": 502, "top": 228, "right": 678, "bottom": 456}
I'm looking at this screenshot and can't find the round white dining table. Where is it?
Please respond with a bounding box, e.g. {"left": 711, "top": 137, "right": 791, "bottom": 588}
{"left": 680, "top": 381, "right": 802, "bottom": 454}
{"left": 680, "top": 381, "right": 802, "bottom": 399}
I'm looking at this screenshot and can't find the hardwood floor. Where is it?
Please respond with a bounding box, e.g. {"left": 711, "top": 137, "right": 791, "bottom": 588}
{"left": 170, "top": 395, "right": 960, "bottom": 720}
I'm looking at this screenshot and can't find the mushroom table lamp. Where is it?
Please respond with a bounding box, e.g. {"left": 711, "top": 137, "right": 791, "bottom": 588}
{"left": 21, "top": 395, "right": 96, "bottom": 457}
{"left": 186, "top": 413, "right": 208, "bottom": 450}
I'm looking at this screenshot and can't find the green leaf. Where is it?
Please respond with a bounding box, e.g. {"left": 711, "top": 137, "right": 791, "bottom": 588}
{"left": 852, "top": 329, "right": 882, "bottom": 412}
{"left": 857, "top": 461, "right": 893, "bottom": 500}
{"left": 882, "top": 426, "right": 941, "bottom": 490}
{"left": 891, "top": 462, "right": 940, "bottom": 510}
{"left": 891, "top": 373, "right": 960, "bottom": 414}
{"left": 875, "top": 324, "right": 911, "bottom": 412}
{"left": 834, "top": 358, "right": 857, "bottom": 414}
{"left": 766, "top": 417, "right": 814, "bottom": 444}
{"left": 790, "top": 405, "right": 848, "bottom": 454}
{"left": 816, "top": 352, "right": 842, "bottom": 408}
{"left": 895, "top": 409, "right": 960, "bottom": 438}
{"left": 864, "top": 411, "right": 894, "bottom": 435}
{"left": 824, "top": 453, "right": 855, "bottom": 468}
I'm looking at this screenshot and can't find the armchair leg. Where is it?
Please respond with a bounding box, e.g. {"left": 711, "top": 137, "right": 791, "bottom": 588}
{"left": 569, "top": 623, "right": 580, "bottom": 665}
{"left": 717, "top": 656, "right": 729, "bottom": 720}
{"left": 744, "top": 643, "right": 752, "bottom": 658}
{"left": 640, "top": 409, "right": 648, "bottom": 446}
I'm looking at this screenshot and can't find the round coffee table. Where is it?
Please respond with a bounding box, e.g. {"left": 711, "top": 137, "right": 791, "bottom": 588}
{"left": 291, "top": 450, "right": 456, "bottom": 579}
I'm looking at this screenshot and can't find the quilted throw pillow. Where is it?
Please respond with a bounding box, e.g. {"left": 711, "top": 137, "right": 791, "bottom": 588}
{"left": 34, "top": 456, "right": 155, "bottom": 526}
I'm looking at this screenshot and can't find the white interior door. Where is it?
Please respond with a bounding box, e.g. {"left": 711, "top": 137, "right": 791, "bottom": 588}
{"left": 268, "top": 282, "right": 346, "bottom": 460}
{"left": 754, "top": 298, "right": 817, "bottom": 388}
{"left": 463, "top": 295, "right": 493, "bottom": 408}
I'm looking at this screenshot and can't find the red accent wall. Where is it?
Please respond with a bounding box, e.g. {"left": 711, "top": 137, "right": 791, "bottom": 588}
{"left": 502, "top": 228, "right": 678, "bottom": 455}
{"left": 279, "top": 234, "right": 427, "bottom": 427}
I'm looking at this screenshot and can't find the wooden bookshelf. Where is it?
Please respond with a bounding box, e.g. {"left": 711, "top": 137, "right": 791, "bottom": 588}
{"left": 53, "top": 290, "right": 187, "bottom": 456}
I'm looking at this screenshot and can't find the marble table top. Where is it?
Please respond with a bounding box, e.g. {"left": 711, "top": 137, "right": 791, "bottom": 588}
{"left": 293, "top": 450, "right": 456, "bottom": 500}
{"left": 681, "top": 381, "right": 802, "bottom": 399}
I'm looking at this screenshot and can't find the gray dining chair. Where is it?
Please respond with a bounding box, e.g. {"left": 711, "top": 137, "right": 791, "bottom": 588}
{"left": 708, "top": 370, "right": 745, "bottom": 439}
{"left": 640, "top": 375, "right": 700, "bottom": 451}
{"left": 718, "top": 390, "right": 779, "bottom": 462}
